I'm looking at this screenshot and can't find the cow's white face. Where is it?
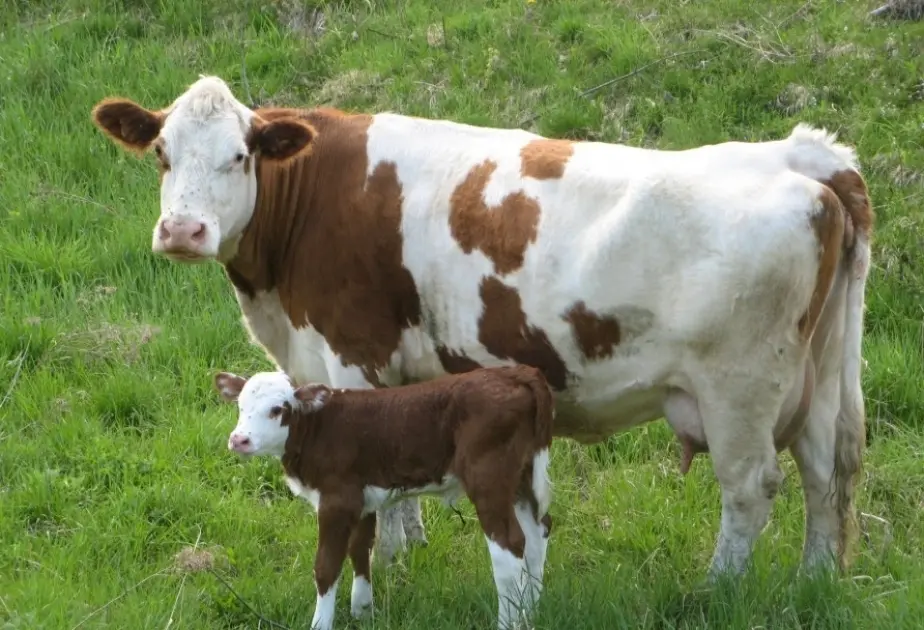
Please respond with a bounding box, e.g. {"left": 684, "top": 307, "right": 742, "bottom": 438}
{"left": 91, "top": 76, "right": 315, "bottom": 263}
{"left": 214, "top": 371, "right": 332, "bottom": 458}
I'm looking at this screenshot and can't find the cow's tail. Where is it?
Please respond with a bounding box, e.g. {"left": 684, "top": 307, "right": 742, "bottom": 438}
{"left": 787, "top": 123, "right": 873, "bottom": 570}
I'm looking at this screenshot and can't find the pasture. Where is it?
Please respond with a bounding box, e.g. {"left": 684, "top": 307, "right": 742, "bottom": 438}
{"left": 2, "top": 0, "right": 923, "bottom": 628}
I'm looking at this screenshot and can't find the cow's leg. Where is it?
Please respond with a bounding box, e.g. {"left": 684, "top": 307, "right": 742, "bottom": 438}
{"left": 400, "top": 495, "right": 429, "bottom": 548}
{"left": 700, "top": 387, "right": 787, "bottom": 580}
{"left": 348, "top": 512, "right": 377, "bottom": 618}
{"left": 311, "top": 497, "right": 361, "bottom": 630}
{"left": 789, "top": 354, "right": 843, "bottom": 573}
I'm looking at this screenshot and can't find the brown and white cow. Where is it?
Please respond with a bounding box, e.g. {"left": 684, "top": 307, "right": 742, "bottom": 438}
{"left": 91, "top": 75, "right": 873, "bottom": 578}
{"left": 214, "top": 365, "right": 554, "bottom": 630}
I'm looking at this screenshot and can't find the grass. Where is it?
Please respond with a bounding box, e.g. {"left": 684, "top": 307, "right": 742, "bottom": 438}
{"left": 1, "top": 0, "right": 923, "bottom": 627}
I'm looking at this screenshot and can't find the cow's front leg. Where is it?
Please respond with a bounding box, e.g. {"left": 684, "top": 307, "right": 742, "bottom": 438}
{"left": 400, "top": 495, "right": 429, "bottom": 548}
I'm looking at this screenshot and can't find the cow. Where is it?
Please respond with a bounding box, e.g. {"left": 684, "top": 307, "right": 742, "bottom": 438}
{"left": 90, "top": 74, "right": 873, "bottom": 579}
{"left": 213, "top": 365, "right": 554, "bottom": 630}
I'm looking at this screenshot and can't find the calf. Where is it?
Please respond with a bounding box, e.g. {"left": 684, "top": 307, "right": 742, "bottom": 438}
{"left": 214, "top": 365, "right": 555, "bottom": 630}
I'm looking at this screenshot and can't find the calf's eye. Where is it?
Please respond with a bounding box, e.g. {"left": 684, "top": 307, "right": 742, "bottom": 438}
{"left": 234, "top": 153, "right": 245, "bottom": 163}
{"left": 270, "top": 406, "right": 282, "bottom": 417}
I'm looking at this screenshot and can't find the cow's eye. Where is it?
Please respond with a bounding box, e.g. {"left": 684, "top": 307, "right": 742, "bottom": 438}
{"left": 270, "top": 406, "right": 282, "bottom": 417}
{"left": 234, "top": 153, "right": 245, "bottom": 163}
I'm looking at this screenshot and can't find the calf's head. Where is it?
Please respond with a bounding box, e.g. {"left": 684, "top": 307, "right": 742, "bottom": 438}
{"left": 91, "top": 76, "right": 316, "bottom": 262}
{"left": 214, "top": 371, "right": 332, "bottom": 457}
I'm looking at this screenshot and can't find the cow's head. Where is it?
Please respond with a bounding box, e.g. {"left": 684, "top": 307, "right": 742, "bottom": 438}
{"left": 215, "top": 370, "right": 332, "bottom": 457}
{"left": 91, "top": 76, "right": 316, "bottom": 262}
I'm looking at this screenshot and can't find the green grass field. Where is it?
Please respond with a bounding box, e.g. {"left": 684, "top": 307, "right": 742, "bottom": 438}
{"left": 2, "top": 0, "right": 923, "bottom": 628}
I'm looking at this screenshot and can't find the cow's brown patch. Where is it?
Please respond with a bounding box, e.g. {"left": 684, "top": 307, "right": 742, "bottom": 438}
{"left": 449, "top": 160, "right": 540, "bottom": 275}
{"left": 478, "top": 276, "right": 568, "bottom": 390}
{"left": 436, "top": 346, "right": 484, "bottom": 374}
{"left": 798, "top": 186, "right": 846, "bottom": 340}
{"left": 520, "top": 139, "right": 574, "bottom": 180}
{"left": 563, "top": 301, "right": 621, "bottom": 361}
{"left": 226, "top": 109, "right": 422, "bottom": 379}
{"left": 152, "top": 138, "right": 170, "bottom": 183}
{"left": 820, "top": 170, "right": 874, "bottom": 243}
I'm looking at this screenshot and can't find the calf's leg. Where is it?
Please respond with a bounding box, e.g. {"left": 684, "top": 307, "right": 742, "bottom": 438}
{"left": 348, "top": 513, "right": 377, "bottom": 618}
{"left": 311, "top": 499, "right": 360, "bottom": 630}
{"left": 480, "top": 504, "right": 531, "bottom": 630}
{"left": 320, "top": 354, "right": 425, "bottom": 565}
{"left": 513, "top": 500, "right": 550, "bottom": 610}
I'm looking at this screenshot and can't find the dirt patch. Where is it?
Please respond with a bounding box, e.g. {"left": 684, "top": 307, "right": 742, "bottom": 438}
{"left": 771, "top": 83, "right": 817, "bottom": 115}
{"left": 172, "top": 545, "right": 230, "bottom": 574}
{"left": 270, "top": 0, "right": 326, "bottom": 39}
{"left": 55, "top": 321, "right": 162, "bottom": 365}
{"left": 870, "top": 0, "right": 924, "bottom": 21}
{"left": 315, "top": 69, "right": 382, "bottom": 106}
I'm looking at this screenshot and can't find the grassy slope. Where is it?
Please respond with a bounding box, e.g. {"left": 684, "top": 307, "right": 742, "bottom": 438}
{"left": 1, "top": 0, "right": 923, "bottom": 628}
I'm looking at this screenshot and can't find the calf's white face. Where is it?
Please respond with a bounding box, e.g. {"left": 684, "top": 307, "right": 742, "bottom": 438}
{"left": 214, "top": 371, "right": 332, "bottom": 457}
{"left": 91, "top": 76, "right": 315, "bottom": 263}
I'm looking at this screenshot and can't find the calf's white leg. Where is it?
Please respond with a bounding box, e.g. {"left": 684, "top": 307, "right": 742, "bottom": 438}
{"left": 486, "top": 537, "right": 530, "bottom": 630}
{"left": 311, "top": 493, "right": 361, "bottom": 630}
{"left": 348, "top": 513, "right": 377, "bottom": 618}
{"left": 321, "top": 351, "right": 421, "bottom": 565}
{"left": 513, "top": 500, "right": 549, "bottom": 610}
{"left": 310, "top": 576, "right": 341, "bottom": 630}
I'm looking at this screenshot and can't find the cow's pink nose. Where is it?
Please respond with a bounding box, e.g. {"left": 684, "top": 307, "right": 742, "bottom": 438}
{"left": 158, "top": 218, "right": 207, "bottom": 252}
{"left": 229, "top": 434, "right": 252, "bottom": 452}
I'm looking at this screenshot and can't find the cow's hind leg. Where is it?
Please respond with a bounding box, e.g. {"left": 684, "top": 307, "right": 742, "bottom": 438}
{"left": 700, "top": 387, "right": 787, "bottom": 579}
{"left": 789, "top": 347, "right": 855, "bottom": 573}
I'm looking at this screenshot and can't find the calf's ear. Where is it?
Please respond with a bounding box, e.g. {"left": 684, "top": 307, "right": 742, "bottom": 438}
{"left": 92, "top": 97, "right": 164, "bottom": 153}
{"left": 246, "top": 116, "right": 316, "bottom": 163}
{"left": 294, "top": 384, "right": 332, "bottom": 412}
{"left": 215, "top": 372, "right": 247, "bottom": 402}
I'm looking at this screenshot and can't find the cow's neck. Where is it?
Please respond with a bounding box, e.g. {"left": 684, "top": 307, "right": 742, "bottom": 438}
{"left": 223, "top": 107, "right": 422, "bottom": 376}
{"left": 223, "top": 107, "right": 365, "bottom": 300}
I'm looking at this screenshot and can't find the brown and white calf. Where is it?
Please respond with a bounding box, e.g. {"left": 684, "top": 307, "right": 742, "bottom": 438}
{"left": 92, "top": 75, "right": 873, "bottom": 578}
{"left": 214, "top": 365, "right": 554, "bottom": 630}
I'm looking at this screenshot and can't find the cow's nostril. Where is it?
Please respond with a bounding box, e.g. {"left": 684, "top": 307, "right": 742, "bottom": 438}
{"left": 191, "top": 224, "right": 206, "bottom": 242}
{"left": 240, "top": 437, "right": 251, "bottom": 445}
{"left": 158, "top": 222, "right": 171, "bottom": 241}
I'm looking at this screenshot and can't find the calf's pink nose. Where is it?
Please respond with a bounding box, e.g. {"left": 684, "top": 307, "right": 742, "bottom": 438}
{"left": 229, "top": 434, "right": 252, "bottom": 451}
{"left": 158, "top": 218, "right": 207, "bottom": 250}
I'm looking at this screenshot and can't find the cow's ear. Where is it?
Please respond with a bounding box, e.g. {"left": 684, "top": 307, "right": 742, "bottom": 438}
{"left": 92, "top": 97, "right": 164, "bottom": 153}
{"left": 215, "top": 372, "right": 247, "bottom": 402}
{"left": 246, "top": 116, "right": 316, "bottom": 163}
{"left": 294, "top": 383, "right": 332, "bottom": 412}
